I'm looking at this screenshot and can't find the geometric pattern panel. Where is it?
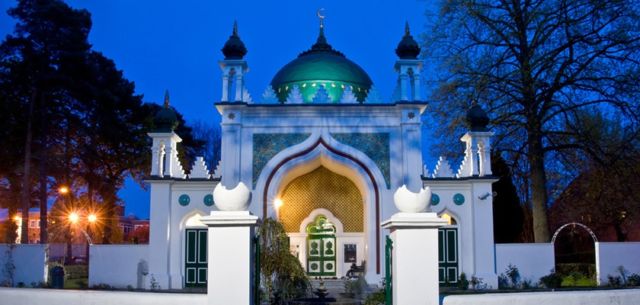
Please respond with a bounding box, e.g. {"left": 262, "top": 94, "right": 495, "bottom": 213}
{"left": 252, "top": 133, "right": 311, "bottom": 187}
{"left": 280, "top": 166, "right": 364, "bottom": 233}
{"left": 331, "top": 133, "right": 390, "bottom": 187}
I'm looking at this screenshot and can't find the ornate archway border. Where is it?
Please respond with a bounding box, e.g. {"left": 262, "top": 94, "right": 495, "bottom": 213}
{"left": 551, "top": 222, "right": 598, "bottom": 244}
{"left": 261, "top": 137, "right": 382, "bottom": 273}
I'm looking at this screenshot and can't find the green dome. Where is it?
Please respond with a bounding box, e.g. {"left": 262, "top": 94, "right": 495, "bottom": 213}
{"left": 270, "top": 28, "right": 373, "bottom": 103}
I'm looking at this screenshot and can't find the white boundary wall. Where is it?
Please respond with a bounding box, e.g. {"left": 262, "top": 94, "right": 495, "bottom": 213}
{"left": 495, "top": 243, "right": 554, "bottom": 283}
{"left": 89, "top": 245, "right": 149, "bottom": 289}
{"left": 596, "top": 242, "right": 640, "bottom": 285}
{"left": 443, "top": 289, "right": 640, "bottom": 305}
{"left": 0, "top": 287, "right": 206, "bottom": 305}
{"left": 0, "top": 244, "right": 47, "bottom": 286}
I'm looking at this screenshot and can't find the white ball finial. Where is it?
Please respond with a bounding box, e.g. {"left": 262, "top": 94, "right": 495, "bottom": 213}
{"left": 213, "top": 182, "right": 252, "bottom": 211}
{"left": 393, "top": 185, "right": 431, "bottom": 213}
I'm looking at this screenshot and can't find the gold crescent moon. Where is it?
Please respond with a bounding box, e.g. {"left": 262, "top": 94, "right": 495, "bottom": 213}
{"left": 317, "top": 8, "right": 325, "bottom": 19}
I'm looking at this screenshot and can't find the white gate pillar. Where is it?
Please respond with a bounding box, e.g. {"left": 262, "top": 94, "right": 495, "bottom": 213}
{"left": 201, "top": 182, "right": 257, "bottom": 305}
{"left": 201, "top": 211, "right": 258, "bottom": 305}
{"left": 383, "top": 185, "right": 446, "bottom": 305}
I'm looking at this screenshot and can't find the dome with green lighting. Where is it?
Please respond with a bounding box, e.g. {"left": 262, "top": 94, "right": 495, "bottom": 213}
{"left": 270, "top": 27, "right": 373, "bottom": 103}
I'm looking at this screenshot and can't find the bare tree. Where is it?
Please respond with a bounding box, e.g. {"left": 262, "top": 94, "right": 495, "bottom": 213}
{"left": 425, "top": 0, "right": 640, "bottom": 242}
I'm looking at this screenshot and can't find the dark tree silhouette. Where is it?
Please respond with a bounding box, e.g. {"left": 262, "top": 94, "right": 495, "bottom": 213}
{"left": 0, "top": 0, "right": 203, "bottom": 243}
{"left": 425, "top": 0, "right": 640, "bottom": 241}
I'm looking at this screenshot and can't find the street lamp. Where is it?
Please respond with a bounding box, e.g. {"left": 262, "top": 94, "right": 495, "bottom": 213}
{"left": 58, "top": 185, "right": 70, "bottom": 195}
{"left": 68, "top": 212, "right": 80, "bottom": 224}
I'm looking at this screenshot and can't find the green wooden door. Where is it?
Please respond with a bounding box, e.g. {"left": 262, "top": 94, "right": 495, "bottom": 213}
{"left": 438, "top": 228, "right": 458, "bottom": 286}
{"left": 306, "top": 215, "right": 337, "bottom": 277}
{"left": 185, "top": 229, "right": 208, "bottom": 288}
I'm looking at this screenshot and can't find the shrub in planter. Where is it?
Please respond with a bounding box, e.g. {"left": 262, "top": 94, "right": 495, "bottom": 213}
{"left": 457, "top": 272, "right": 469, "bottom": 290}
{"left": 627, "top": 274, "right": 640, "bottom": 287}
{"left": 539, "top": 271, "right": 562, "bottom": 289}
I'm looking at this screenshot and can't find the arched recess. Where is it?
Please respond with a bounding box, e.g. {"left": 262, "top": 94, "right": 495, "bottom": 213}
{"left": 552, "top": 222, "right": 598, "bottom": 282}
{"left": 279, "top": 168, "right": 362, "bottom": 233}
{"left": 255, "top": 131, "right": 387, "bottom": 274}
{"left": 437, "top": 209, "right": 461, "bottom": 286}
{"left": 181, "top": 210, "right": 208, "bottom": 229}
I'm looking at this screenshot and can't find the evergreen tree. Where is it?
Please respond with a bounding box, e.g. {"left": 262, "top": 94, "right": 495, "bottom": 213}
{"left": 0, "top": 0, "right": 203, "bottom": 243}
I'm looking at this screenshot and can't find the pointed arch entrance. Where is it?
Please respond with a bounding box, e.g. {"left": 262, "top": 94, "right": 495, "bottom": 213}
{"left": 256, "top": 134, "right": 386, "bottom": 275}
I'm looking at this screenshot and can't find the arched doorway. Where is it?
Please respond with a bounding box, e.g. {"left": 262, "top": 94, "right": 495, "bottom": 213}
{"left": 276, "top": 166, "right": 365, "bottom": 278}
{"left": 552, "top": 222, "right": 598, "bottom": 286}
{"left": 438, "top": 212, "right": 459, "bottom": 286}
{"left": 183, "top": 213, "right": 208, "bottom": 288}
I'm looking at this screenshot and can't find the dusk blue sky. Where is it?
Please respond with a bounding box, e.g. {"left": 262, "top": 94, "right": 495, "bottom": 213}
{"left": 0, "top": 0, "right": 441, "bottom": 219}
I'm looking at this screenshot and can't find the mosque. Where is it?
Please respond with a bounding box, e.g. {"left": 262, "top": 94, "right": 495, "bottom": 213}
{"left": 144, "top": 17, "right": 498, "bottom": 289}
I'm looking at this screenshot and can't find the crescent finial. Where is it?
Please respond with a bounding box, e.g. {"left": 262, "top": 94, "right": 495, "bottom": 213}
{"left": 317, "top": 8, "right": 325, "bottom": 28}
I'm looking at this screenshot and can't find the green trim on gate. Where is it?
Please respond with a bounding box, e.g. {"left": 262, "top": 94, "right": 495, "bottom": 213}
{"left": 185, "top": 229, "right": 208, "bottom": 288}
{"left": 438, "top": 228, "right": 459, "bottom": 287}
{"left": 385, "top": 235, "right": 393, "bottom": 305}
{"left": 306, "top": 215, "right": 337, "bottom": 277}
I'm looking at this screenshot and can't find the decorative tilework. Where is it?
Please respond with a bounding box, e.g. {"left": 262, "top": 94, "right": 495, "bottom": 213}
{"left": 203, "top": 194, "right": 214, "bottom": 206}
{"left": 280, "top": 167, "right": 363, "bottom": 233}
{"left": 331, "top": 133, "right": 390, "bottom": 187}
{"left": 179, "top": 194, "right": 190, "bottom": 206}
{"left": 453, "top": 193, "right": 465, "bottom": 205}
{"left": 431, "top": 193, "right": 440, "bottom": 205}
{"left": 252, "top": 133, "right": 310, "bottom": 186}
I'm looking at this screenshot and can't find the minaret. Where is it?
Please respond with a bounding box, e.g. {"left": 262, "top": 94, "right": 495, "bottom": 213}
{"left": 459, "top": 103, "right": 494, "bottom": 177}
{"left": 219, "top": 21, "right": 249, "bottom": 102}
{"left": 394, "top": 22, "right": 423, "bottom": 101}
{"left": 148, "top": 90, "right": 184, "bottom": 178}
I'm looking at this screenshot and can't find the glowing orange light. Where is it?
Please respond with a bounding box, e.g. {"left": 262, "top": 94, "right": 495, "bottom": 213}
{"left": 68, "top": 212, "right": 79, "bottom": 224}
{"left": 13, "top": 215, "right": 21, "bottom": 222}
{"left": 58, "top": 186, "right": 70, "bottom": 195}
{"left": 274, "top": 198, "right": 283, "bottom": 210}
{"left": 87, "top": 214, "right": 97, "bottom": 223}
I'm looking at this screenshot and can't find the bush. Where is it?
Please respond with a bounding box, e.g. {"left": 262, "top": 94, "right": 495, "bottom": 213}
{"left": 607, "top": 275, "right": 622, "bottom": 287}
{"left": 364, "top": 289, "right": 385, "bottom": 305}
{"left": 539, "top": 270, "right": 562, "bottom": 289}
{"left": 556, "top": 263, "right": 595, "bottom": 278}
{"left": 457, "top": 272, "right": 469, "bottom": 290}
{"left": 627, "top": 274, "right": 640, "bottom": 287}
{"left": 258, "top": 218, "right": 310, "bottom": 302}
{"left": 498, "top": 264, "right": 520, "bottom": 289}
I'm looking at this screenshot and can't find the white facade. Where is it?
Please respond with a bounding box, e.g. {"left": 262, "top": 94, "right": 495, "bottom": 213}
{"left": 140, "top": 22, "right": 501, "bottom": 289}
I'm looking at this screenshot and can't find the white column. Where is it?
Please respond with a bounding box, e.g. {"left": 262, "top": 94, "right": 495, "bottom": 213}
{"left": 413, "top": 73, "right": 421, "bottom": 100}
{"left": 235, "top": 73, "right": 243, "bottom": 102}
{"left": 400, "top": 73, "right": 409, "bottom": 101}
{"left": 382, "top": 212, "right": 446, "bottom": 305}
{"left": 201, "top": 211, "right": 258, "bottom": 305}
{"left": 221, "top": 74, "right": 229, "bottom": 102}
{"left": 150, "top": 142, "right": 163, "bottom": 176}
{"left": 163, "top": 146, "right": 174, "bottom": 178}
{"left": 148, "top": 181, "right": 172, "bottom": 289}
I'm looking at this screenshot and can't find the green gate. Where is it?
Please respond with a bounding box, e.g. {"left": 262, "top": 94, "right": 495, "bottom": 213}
{"left": 385, "top": 235, "right": 393, "bottom": 305}
{"left": 438, "top": 227, "right": 458, "bottom": 286}
{"left": 185, "top": 229, "right": 208, "bottom": 288}
{"left": 306, "top": 215, "right": 337, "bottom": 277}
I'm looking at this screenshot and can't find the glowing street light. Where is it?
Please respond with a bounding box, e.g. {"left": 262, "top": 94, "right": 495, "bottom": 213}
{"left": 58, "top": 185, "right": 70, "bottom": 195}
{"left": 68, "top": 212, "right": 79, "bottom": 224}
{"left": 87, "top": 214, "right": 97, "bottom": 223}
